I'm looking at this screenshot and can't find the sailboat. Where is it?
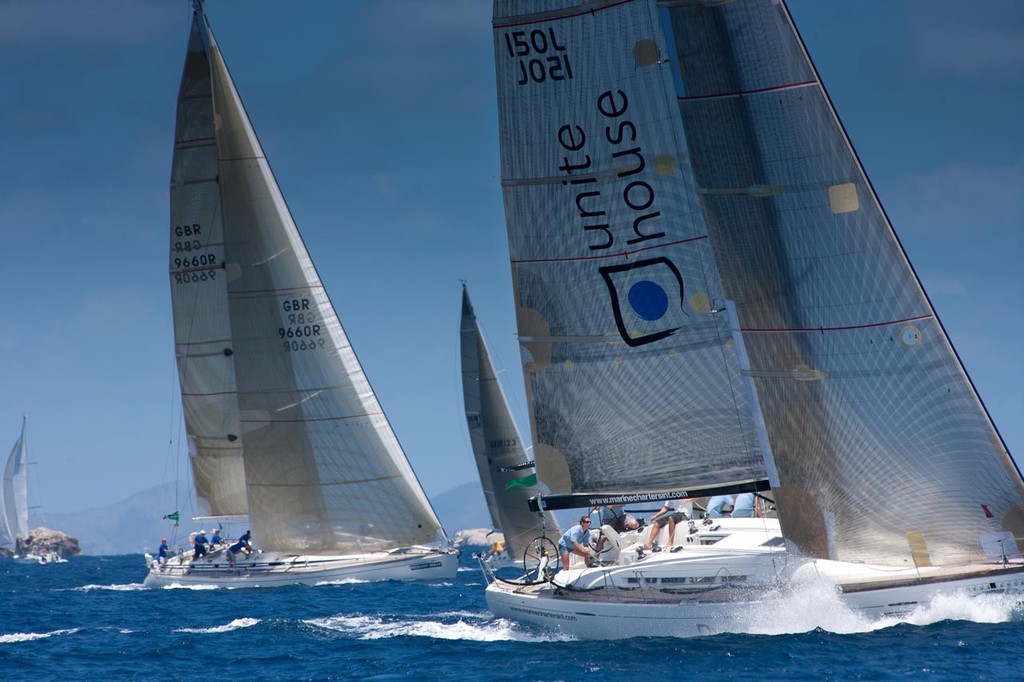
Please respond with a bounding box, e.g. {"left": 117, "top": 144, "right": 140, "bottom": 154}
{"left": 460, "top": 284, "right": 561, "bottom": 570}
{"left": 144, "top": 1, "right": 458, "bottom": 587}
{"left": 2, "top": 418, "right": 66, "bottom": 564}
{"left": 483, "top": 0, "right": 1024, "bottom": 638}
{"left": 2, "top": 418, "right": 30, "bottom": 559}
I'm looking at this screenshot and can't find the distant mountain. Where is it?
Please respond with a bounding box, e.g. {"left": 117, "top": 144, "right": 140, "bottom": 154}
{"left": 42, "top": 479, "right": 493, "bottom": 556}
{"left": 431, "top": 480, "right": 492, "bottom": 536}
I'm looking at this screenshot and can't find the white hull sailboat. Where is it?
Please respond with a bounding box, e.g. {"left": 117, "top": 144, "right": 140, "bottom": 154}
{"left": 2, "top": 418, "right": 30, "bottom": 559}
{"left": 484, "top": 0, "right": 1024, "bottom": 638}
{"left": 2, "top": 418, "right": 66, "bottom": 564}
{"left": 147, "top": 546, "right": 457, "bottom": 588}
{"left": 145, "top": 2, "right": 457, "bottom": 588}
{"left": 460, "top": 285, "right": 561, "bottom": 572}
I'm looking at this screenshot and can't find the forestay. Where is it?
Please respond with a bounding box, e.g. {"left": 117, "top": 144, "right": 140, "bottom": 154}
{"left": 172, "top": 10, "right": 444, "bottom": 553}
{"left": 661, "top": 0, "right": 1024, "bottom": 566}
{"left": 492, "top": 0, "right": 767, "bottom": 501}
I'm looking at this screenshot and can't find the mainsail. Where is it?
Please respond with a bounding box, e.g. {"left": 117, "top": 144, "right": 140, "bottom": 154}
{"left": 1, "top": 417, "right": 29, "bottom": 551}
{"left": 171, "top": 7, "right": 247, "bottom": 518}
{"left": 492, "top": 0, "right": 767, "bottom": 505}
{"left": 460, "top": 285, "right": 561, "bottom": 560}
{"left": 493, "top": 0, "right": 1024, "bottom": 569}
{"left": 170, "top": 5, "right": 445, "bottom": 554}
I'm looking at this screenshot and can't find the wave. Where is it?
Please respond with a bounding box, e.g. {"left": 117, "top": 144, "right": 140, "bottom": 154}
{"left": 305, "top": 613, "right": 574, "bottom": 642}
{"left": 71, "top": 583, "right": 147, "bottom": 592}
{"left": 160, "top": 583, "right": 221, "bottom": 591}
{"left": 314, "top": 577, "right": 369, "bottom": 586}
{"left": 0, "top": 628, "right": 80, "bottom": 644}
{"left": 175, "top": 618, "right": 260, "bottom": 634}
{"left": 742, "top": 574, "right": 1024, "bottom": 637}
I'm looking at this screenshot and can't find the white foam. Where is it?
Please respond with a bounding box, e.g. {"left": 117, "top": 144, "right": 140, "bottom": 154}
{"left": 175, "top": 618, "right": 260, "bottom": 634}
{"left": 0, "top": 628, "right": 79, "bottom": 644}
{"left": 73, "top": 583, "right": 147, "bottom": 592}
{"left": 161, "top": 583, "right": 221, "bottom": 591}
{"left": 305, "top": 614, "right": 573, "bottom": 642}
{"left": 740, "top": 573, "right": 1024, "bottom": 637}
{"left": 314, "top": 577, "right": 369, "bottom": 586}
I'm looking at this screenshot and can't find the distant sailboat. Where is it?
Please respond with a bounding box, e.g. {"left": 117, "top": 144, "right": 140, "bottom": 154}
{"left": 483, "top": 0, "right": 1024, "bottom": 638}
{"left": 1, "top": 418, "right": 30, "bottom": 556}
{"left": 460, "top": 285, "right": 561, "bottom": 569}
{"left": 2, "top": 418, "right": 66, "bottom": 564}
{"left": 145, "top": 1, "right": 458, "bottom": 587}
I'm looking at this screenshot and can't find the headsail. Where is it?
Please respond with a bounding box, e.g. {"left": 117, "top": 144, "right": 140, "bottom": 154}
{"left": 173, "top": 6, "right": 445, "bottom": 553}
{"left": 658, "top": 0, "right": 1024, "bottom": 566}
{"left": 1, "top": 417, "right": 29, "bottom": 551}
{"left": 492, "top": 0, "right": 768, "bottom": 507}
{"left": 460, "top": 285, "right": 561, "bottom": 559}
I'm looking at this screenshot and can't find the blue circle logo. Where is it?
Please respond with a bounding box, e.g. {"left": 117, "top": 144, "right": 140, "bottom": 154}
{"left": 627, "top": 280, "right": 668, "bottom": 321}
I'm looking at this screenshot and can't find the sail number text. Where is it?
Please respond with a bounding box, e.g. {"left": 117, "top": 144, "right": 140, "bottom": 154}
{"left": 171, "top": 223, "right": 220, "bottom": 284}
{"left": 503, "top": 27, "right": 573, "bottom": 85}
{"left": 280, "top": 298, "right": 325, "bottom": 352}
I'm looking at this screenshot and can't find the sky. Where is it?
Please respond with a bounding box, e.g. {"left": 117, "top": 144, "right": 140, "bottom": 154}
{"left": 0, "top": 0, "right": 1021, "bottom": 519}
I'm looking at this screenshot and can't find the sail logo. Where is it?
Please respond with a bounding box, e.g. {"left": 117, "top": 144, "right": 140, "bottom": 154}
{"left": 600, "top": 258, "right": 684, "bottom": 347}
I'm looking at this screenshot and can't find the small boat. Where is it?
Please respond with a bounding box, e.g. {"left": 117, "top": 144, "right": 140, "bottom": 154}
{"left": 460, "top": 285, "right": 561, "bottom": 571}
{"left": 2, "top": 418, "right": 68, "bottom": 564}
{"left": 483, "top": 0, "right": 1024, "bottom": 638}
{"left": 144, "top": 1, "right": 457, "bottom": 587}
{"left": 2, "top": 418, "right": 30, "bottom": 559}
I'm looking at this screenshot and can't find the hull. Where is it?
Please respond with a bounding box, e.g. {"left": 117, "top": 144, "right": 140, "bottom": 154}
{"left": 144, "top": 546, "right": 459, "bottom": 588}
{"left": 486, "top": 556, "right": 1024, "bottom": 640}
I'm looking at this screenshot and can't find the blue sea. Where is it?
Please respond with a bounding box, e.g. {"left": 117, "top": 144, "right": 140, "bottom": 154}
{"left": 2, "top": 550, "right": 1023, "bottom": 681}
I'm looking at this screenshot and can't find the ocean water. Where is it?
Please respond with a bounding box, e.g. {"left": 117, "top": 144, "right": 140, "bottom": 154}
{"left": 2, "top": 551, "right": 1023, "bottom": 681}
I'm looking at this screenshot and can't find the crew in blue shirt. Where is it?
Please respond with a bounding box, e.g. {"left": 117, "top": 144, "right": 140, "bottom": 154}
{"left": 210, "top": 529, "right": 223, "bottom": 547}
{"left": 228, "top": 530, "right": 252, "bottom": 567}
{"left": 558, "top": 517, "right": 594, "bottom": 570}
{"left": 706, "top": 495, "right": 734, "bottom": 518}
{"left": 158, "top": 537, "right": 171, "bottom": 564}
{"left": 193, "top": 530, "right": 209, "bottom": 560}
{"left": 732, "top": 493, "right": 756, "bottom": 517}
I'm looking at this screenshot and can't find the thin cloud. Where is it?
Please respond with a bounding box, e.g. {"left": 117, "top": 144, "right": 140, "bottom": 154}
{"left": 890, "top": 157, "right": 1024, "bottom": 236}
{"left": 907, "top": 0, "right": 1024, "bottom": 82}
{"left": 0, "top": 0, "right": 177, "bottom": 47}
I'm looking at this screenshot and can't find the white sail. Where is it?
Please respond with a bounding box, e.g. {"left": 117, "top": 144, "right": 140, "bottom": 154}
{"left": 171, "top": 6, "right": 444, "bottom": 554}
{"left": 662, "top": 0, "right": 1024, "bottom": 568}
{"left": 1, "top": 418, "right": 29, "bottom": 551}
{"left": 492, "top": 0, "right": 767, "bottom": 505}
{"left": 170, "top": 10, "right": 247, "bottom": 518}
{"left": 460, "top": 285, "right": 561, "bottom": 561}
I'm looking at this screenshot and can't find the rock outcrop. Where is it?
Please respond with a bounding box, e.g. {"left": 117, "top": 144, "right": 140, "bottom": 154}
{"left": 16, "top": 527, "right": 81, "bottom": 559}
{"left": 452, "top": 528, "right": 503, "bottom": 548}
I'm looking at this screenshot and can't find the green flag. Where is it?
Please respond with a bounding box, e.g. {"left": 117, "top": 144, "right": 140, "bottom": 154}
{"left": 505, "top": 473, "right": 537, "bottom": 490}
{"left": 162, "top": 512, "right": 180, "bottom": 523}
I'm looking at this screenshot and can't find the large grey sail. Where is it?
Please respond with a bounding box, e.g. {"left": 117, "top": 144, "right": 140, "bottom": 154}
{"left": 1, "top": 418, "right": 29, "bottom": 550}
{"left": 461, "top": 286, "right": 561, "bottom": 559}
{"left": 170, "top": 13, "right": 248, "bottom": 518}
{"left": 192, "top": 12, "right": 444, "bottom": 553}
{"left": 660, "top": 0, "right": 1024, "bottom": 565}
{"left": 492, "top": 0, "right": 766, "bottom": 499}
